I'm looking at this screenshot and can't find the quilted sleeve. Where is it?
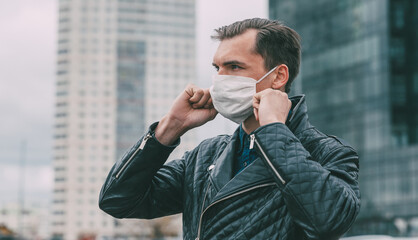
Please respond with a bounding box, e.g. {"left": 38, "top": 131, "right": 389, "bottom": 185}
{"left": 253, "top": 122, "right": 360, "bottom": 240}
{"left": 98, "top": 123, "right": 185, "bottom": 219}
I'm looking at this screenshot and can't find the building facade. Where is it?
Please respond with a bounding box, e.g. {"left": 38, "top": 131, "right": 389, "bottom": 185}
{"left": 53, "top": 0, "right": 195, "bottom": 239}
{"left": 269, "top": 0, "right": 418, "bottom": 236}
{"left": 0, "top": 203, "right": 50, "bottom": 240}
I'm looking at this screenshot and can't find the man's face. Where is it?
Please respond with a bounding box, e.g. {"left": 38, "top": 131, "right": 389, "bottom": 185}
{"left": 212, "top": 29, "right": 274, "bottom": 92}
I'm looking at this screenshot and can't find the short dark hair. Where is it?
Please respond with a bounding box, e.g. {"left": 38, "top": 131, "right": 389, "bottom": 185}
{"left": 212, "top": 18, "right": 301, "bottom": 93}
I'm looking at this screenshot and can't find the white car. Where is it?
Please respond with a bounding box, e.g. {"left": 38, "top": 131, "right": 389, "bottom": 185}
{"left": 341, "top": 236, "right": 418, "bottom": 240}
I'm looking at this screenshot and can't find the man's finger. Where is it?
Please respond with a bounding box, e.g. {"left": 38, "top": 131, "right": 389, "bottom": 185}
{"left": 184, "top": 84, "right": 196, "bottom": 97}
{"left": 192, "top": 89, "right": 211, "bottom": 108}
{"left": 252, "top": 101, "right": 260, "bottom": 109}
{"left": 203, "top": 97, "right": 214, "bottom": 109}
{"left": 205, "top": 98, "right": 214, "bottom": 108}
{"left": 253, "top": 92, "right": 261, "bottom": 101}
{"left": 253, "top": 94, "right": 260, "bottom": 107}
{"left": 189, "top": 88, "right": 204, "bottom": 103}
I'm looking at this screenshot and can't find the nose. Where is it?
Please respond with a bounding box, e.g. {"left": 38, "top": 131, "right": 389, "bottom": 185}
{"left": 217, "top": 67, "right": 226, "bottom": 75}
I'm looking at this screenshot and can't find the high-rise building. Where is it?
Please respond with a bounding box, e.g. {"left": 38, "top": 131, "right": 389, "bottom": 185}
{"left": 269, "top": 0, "right": 418, "bottom": 236}
{"left": 52, "top": 0, "right": 195, "bottom": 239}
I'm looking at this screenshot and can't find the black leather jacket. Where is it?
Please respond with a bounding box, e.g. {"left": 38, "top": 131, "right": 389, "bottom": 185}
{"left": 99, "top": 95, "right": 360, "bottom": 240}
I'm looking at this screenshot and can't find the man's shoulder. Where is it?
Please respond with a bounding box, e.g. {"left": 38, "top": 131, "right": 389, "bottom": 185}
{"left": 181, "top": 134, "right": 232, "bottom": 166}
{"left": 197, "top": 134, "right": 232, "bottom": 151}
{"left": 297, "top": 126, "right": 358, "bottom": 159}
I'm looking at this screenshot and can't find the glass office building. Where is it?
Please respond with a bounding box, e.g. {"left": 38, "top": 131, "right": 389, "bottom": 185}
{"left": 269, "top": 0, "right": 418, "bottom": 236}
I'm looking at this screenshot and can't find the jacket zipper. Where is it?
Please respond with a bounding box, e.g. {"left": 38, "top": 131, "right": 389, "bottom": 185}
{"left": 249, "top": 134, "right": 286, "bottom": 185}
{"left": 195, "top": 182, "right": 276, "bottom": 240}
{"left": 195, "top": 183, "right": 211, "bottom": 240}
{"left": 115, "top": 133, "right": 152, "bottom": 179}
{"left": 249, "top": 134, "right": 255, "bottom": 149}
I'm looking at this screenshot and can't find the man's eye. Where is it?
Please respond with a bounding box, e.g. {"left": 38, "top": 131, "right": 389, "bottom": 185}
{"left": 231, "top": 65, "right": 241, "bottom": 70}
{"left": 213, "top": 66, "right": 219, "bottom": 72}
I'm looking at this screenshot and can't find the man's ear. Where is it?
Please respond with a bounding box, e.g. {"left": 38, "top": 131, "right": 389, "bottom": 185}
{"left": 272, "top": 64, "right": 289, "bottom": 91}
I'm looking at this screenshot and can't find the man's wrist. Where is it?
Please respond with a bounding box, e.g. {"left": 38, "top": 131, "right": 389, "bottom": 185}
{"left": 260, "top": 116, "right": 287, "bottom": 126}
{"left": 155, "top": 115, "right": 187, "bottom": 146}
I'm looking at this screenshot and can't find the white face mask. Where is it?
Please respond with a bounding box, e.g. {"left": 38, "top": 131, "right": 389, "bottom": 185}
{"left": 209, "top": 66, "right": 278, "bottom": 124}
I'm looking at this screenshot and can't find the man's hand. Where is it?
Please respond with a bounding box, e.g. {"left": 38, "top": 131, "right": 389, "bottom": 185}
{"left": 155, "top": 84, "right": 218, "bottom": 145}
{"left": 253, "top": 89, "right": 291, "bottom": 126}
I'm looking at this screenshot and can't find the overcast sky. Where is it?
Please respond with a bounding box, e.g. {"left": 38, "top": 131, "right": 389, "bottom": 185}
{"left": 0, "top": 0, "right": 55, "bottom": 166}
{"left": 0, "top": 0, "right": 267, "bottom": 206}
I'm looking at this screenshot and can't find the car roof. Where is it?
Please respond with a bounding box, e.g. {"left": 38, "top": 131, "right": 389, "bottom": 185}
{"left": 342, "top": 236, "right": 418, "bottom": 240}
{"left": 342, "top": 236, "right": 392, "bottom": 240}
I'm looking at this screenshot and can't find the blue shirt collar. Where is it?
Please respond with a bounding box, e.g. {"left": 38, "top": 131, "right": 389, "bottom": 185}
{"left": 237, "top": 124, "right": 250, "bottom": 153}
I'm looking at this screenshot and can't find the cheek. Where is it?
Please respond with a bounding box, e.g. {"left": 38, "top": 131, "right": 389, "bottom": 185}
{"left": 255, "top": 81, "right": 271, "bottom": 93}
{"left": 255, "top": 84, "right": 262, "bottom": 93}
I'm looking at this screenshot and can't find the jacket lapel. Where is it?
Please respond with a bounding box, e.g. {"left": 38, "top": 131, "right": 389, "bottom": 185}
{"left": 210, "top": 157, "right": 275, "bottom": 203}
{"left": 208, "top": 129, "right": 239, "bottom": 192}
{"left": 208, "top": 128, "right": 275, "bottom": 203}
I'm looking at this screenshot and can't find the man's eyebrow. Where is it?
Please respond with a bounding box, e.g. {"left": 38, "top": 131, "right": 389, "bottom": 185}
{"left": 212, "top": 60, "right": 246, "bottom": 67}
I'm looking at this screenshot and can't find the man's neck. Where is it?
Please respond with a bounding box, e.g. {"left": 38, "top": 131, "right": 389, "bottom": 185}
{"left": 242, "top": 115, "right": 259, "bottom": 135}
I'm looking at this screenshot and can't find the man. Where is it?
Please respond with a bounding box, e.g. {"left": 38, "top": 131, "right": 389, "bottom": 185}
{"left": 99, "top": 18, "right": 360, "bottom": 240}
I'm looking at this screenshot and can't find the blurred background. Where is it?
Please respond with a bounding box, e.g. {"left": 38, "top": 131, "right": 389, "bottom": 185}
{"left": 0, "top": 0, "right": 417, "bottom": 239}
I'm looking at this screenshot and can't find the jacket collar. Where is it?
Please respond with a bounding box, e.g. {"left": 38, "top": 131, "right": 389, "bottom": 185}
{"left": 287, "top": 94, "right": 312, "bottom": 135}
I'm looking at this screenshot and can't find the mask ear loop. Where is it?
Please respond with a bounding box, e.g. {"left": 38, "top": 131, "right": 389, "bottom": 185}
{"left": 255, "top": 66, "right": 278, "bottom": 83}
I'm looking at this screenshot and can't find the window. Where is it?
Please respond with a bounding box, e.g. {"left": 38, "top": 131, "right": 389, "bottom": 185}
{"left": 56, "top": 91, "right": 68, "bottom": 96}
{"left": 390, "top": 38, "right": 405, "bottom": 66}
{"left": 54, "top": 134, "right": 67, "bottom": 139}
{"left": 54, "top": 167, "right": 66, "bottom": 172}
{"left": 413, "top": 73, "right": 418, "bottom": 94}
{"left": 391, "top": 75, "right": 406, "bottom": 105}
{"left": 392, "top": 1, "right": 405, "bottom": 29}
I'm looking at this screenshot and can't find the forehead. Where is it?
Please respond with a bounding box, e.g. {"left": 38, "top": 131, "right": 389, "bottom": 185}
{"left": 213, "top": 29, "right": 261, "bottom": 64}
